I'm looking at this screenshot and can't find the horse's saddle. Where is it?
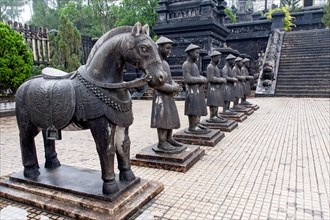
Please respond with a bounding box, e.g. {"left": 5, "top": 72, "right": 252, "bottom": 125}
{"left": 42, "top": 67, "right": 72, "bottom": 79}
{"left": 25, "top": 74, "right": 76, "bottom": 133}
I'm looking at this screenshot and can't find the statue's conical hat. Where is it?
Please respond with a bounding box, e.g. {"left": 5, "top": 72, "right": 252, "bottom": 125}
{"left": 185, "top": 43, "right": 200, "bottom": 52}
{"left": 226, "top": 54, "right": 236, "bottom": 60}
{"left": 243, "top": 58, "right": 250, "bottom": 62}
{"left": 156, "top": 36, "right": 174, "bottom": 45}
{"left": 210, "top": 51, "right": 221, "bottom": 57}
{"left": 235, "top": 56, "right": 243, "bottom": 62}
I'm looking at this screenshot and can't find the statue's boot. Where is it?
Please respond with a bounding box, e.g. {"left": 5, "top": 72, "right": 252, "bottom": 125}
{"left": 223, "top": 109, "right": 237, "bottom": 115}
{"left": 207, "top": 116, "right": 227, "bottom": 123}
{"left": 157, "top": 141, "right": 176, "bottom": 151}
{"left": 241, "top": 100, "right": 252, "bottom": 105}
{"left": 233, "top": 104, "right": 246, "bottom": 109}
{"left": 217, "top": 115, "right": 228, "bottom": 123}
{"left": 168, "top": 138, "right": 183, "bottom": 147}
{"left": 167, "top": 130, "right": 183, "bottom": 147}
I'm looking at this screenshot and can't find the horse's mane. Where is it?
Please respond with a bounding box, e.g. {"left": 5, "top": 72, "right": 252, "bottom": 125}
{"left": 86, "top": 26, "right": 133, "bottom": 66}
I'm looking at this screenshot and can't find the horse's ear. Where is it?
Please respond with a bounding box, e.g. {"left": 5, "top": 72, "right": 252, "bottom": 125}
{"left": 142, "top": 24, "right": 150, "bottom": 36}
{"left": 132, "top": 22, "right": 142, "bottom": 37}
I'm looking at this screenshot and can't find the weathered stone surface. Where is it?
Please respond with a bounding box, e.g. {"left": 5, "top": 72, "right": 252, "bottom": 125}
{"left": 219, "top": 112, "right": 247, "bottom": 122}
{"left": 0, "top": 165, "right": 164, "bottom": 220}
{"left": 173, "top": 129, "right": 224, "bottom": 147}
{"left": 230, "top": 107, "right": 254, "bottom": 115}
{"left": 131, "top": 145, "right": 205, "bottom": 173}
{"left": 200, "top": 119, "right": 238, "bottom": 132}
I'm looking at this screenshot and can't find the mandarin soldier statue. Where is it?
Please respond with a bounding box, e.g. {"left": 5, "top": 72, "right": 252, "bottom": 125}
{"left": 206, "top": 51, "right": 228, "bottom": 123}
{"left": 221, "top": 54, "right": 237, "bottom": 115}
{"left": 182, "top": 44, "right": 210, "bottom": 134}
{"left": 240, "top": 58, "right": 254, "bottom": 105}
{"left": 151, "top": 36, "right": 184, "bottom": 151}
{"left": 232, "top": 56, "right": 246, "bottom": 109}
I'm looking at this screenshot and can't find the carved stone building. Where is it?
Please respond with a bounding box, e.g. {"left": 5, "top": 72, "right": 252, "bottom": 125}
{"left": 153, "top": 0, "right": 229, "bottom": 76}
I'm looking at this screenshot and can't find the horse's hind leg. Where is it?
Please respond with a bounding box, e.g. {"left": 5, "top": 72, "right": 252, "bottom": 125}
{"left": 42, "top": 130, "right": 61, "bottom": 169}
{"left": 115, "top": 127, "right": 135, "bottom": 181}
{"left": 16, "top": 109, "right": 40, "bottom": 178}
{"left": 89, "top": 117, "right": 119, "bottom": 194}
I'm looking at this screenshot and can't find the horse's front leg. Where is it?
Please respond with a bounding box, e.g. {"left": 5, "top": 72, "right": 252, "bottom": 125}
{"left": 89, "top": 117, "right": 118, "bottom": 194}
{"left": 42, "top": 130, "right": 61, "bottom": 169}
{"left": 115, "top": 127, "right": 136, "bottom": 181}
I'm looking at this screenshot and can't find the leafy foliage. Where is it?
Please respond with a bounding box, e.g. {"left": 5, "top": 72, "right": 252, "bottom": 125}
{"left": 265, "top": 7, "right": 296, "bottom": 31}
{"left": 322, "top": 0, "right": 330, "bottom": 28}
{"left": 49, "top": 14, "right": 81, "bottom": 72}
{"left": 112, "top": 0, "right": 158, "bottom": 36}
{"left": 0, "top": 22, "right": 33, "bottom": 92}
{"left": 224, "top": 7, "right": 237, "bottom": 24}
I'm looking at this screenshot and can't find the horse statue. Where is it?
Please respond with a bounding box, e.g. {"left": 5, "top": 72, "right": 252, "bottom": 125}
{"left": 15, "top": 22, "right": 165, "bottom": 194}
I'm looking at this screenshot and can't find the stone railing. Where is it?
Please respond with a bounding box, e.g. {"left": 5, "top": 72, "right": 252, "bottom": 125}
{"left": 255, "top": 29, "right": 284, "bottom": 96}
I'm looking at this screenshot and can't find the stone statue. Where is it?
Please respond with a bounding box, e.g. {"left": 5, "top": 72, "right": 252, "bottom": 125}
{"left": 221, "top": 54, "right": 238, "bottom": 115}
{"left": 182, "top": 44, "right": 209, "bottom": 134}
{"left": 15, "top": 22, "right": 166, "bottom": 195}
{"left": 151, "top": 36, "right": 183, "bottom": 151}
{"left": 232, "top": 56, "right": 246, "bottom": 109}
{"left": 206, "top": 51, "right": 228, "bottom": 123}
{"left": 241, "top": 58, "right": 254, "bottom": 105}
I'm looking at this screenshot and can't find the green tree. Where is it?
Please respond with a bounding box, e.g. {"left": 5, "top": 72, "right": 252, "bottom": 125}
{"left": 0, "top": 0, "right": 28, "bottom": 21}
{"left": 49, "top": 14, "right": 81, "bottom": 72}
{"left": 113, "top": 0, "right": 158, "bottom": 35}
{"left": 224, "top": 7, "right": 237, "bottom": 23}
{"left": 0, "top": 22, "right": 33, "bottom": 92}
{"left": 266, "top": 7, "right": 295, "bottom": 31}
{"left": 322, "top": 0, "right": 330, "bottom": 28}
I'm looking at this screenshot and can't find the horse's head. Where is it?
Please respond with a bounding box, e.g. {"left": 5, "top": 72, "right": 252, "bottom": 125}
{"left": 122, "top": 22, "right": 165, "bottom": 88}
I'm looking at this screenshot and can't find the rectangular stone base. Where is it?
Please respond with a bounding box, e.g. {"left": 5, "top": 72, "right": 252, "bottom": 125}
{"left": 220, "top": 112, "right": 247, "bottom": 122}
{"left": 200, "top": 119, "right": 238, "bottom": 132}
{"left": 231, "top": 107, "right": 254, "bottom": 116}
{"left": 173, "top": 129, "right": 224, "bottom": 147}
{"left": 131, "top": 145, "right": 205, "bottom": 173}
{"left": 0, "top": 165, "right": 164, "bottom": 220}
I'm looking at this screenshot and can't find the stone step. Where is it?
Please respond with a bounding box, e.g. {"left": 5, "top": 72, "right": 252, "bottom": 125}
{"left": 276, "top": 85, "right": 330, "bottom": 90}
{"left": 277, "top": 74, "right": 330, "bottom": 79}
{"left": 274, "top": 92, "right": 330, "bottom": 98}
{"left": 280, "top": 49, "right": 330, "bottom": 54}
{"left": 276, "top": 80, "right": 330, "bottom": 85}
{"left": 281, "top": 54, "right": 330, "bottom": 60}
{"left": 277, "top": 69, "right": 330, "bottom": 73}
{"left": 280, "top": 59, "right": 330, "bottom": 65}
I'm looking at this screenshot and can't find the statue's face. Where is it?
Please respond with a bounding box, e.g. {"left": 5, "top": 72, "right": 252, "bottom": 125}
{"left": 244, "top": 61, "right": 250, "bottom": 68}
{"left": 212, "top": 55, "right": 220, "bottom": 65}
{"left": 188, "top": 49, "right": 200, "bottom": 61}
{"left": 237, "top": 61, "right": 243, "bottom": 68}
{"left": 159, "top": 43, "right": 172, "bottom": 59}
{"left": 228, "top": 58, "right": 235, "bottom": 66}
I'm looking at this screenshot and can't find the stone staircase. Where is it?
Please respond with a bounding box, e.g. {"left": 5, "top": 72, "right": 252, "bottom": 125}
{"left": 275, "top": 29, "right": 330, "bottom": 97}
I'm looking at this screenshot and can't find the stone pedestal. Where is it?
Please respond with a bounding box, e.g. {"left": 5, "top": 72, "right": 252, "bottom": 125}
{"left": 131, "top": 145, "right": 205, "bottom": 173}
{"left": 220, "top": 112, "right": 247, "bottom": 122}
{"left": 245, "top": 104, "right": 259, "bottom": 110}
{"left": 173, "top": 129, "right": 224, "bottom": 147}
{"left": 200, "top": 119, "right": 238, "bottom": 132}
{"left": 231, "top": 107, "right": 254, "bottom": 115}
{"left": 0, "top": 165, "right": 163, "bottom": 220}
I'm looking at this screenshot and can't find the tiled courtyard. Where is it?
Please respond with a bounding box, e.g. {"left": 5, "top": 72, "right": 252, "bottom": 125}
{"left": 0, "top": 97, "right": 329, "bottom": 220}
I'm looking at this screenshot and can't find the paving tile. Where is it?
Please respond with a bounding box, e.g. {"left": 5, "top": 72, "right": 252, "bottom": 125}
{"left": 0, "top": 98, "right": 329, "bottom": 219}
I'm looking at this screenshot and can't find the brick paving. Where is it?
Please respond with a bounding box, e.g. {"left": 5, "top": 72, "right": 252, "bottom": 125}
{"left": 0, "top": 97, "right": 329, "bottom": 220}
